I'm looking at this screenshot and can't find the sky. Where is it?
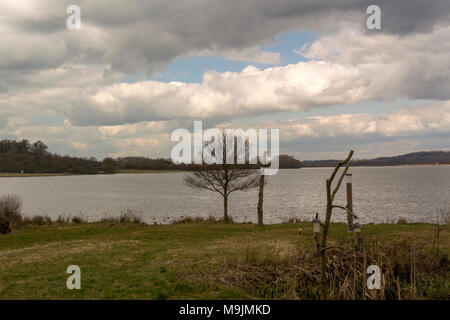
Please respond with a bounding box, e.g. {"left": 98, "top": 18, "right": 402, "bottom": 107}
{"left": 1, "top": 0, "right": 449, "bottom": 160}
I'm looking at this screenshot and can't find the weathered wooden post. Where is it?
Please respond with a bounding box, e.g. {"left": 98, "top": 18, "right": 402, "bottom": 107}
{"left": 353, "top": 222, "right": 362, "bottom": 252}
{"left": 257, "top": 173, "right": 264, "bottom": 226}
{"left": 257, "top": 151, "right": 268, "bottom": 226}
{"left": 353, "top": 221, "right": 362, "bottom": 299}
{"left": 346, "top": 170, "right": 353, "bottom": 232}
{"left": 313, "top": 213, "right": 321, "bottom": 256}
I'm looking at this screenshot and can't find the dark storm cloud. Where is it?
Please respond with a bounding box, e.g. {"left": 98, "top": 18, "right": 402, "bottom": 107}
{"left": 3, "top": 0, "right": 449, "bottom": 78}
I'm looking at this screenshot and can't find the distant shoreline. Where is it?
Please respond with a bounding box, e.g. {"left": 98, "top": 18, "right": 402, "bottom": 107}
{"left": 1, "top": 164, "right": 449, "bottom": 178}
{"left": 0, "top": 173, "right": 72, "bottom": 178}
{"left": 115, "top": 169, "right": 184, "bottom": 174}
{"left": 0, "top": 170, "right": 182, "bottom": 178}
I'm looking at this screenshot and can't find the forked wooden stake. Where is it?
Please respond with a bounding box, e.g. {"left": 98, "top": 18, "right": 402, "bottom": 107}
{"left": 319, "top": 150, "right": 357, "bottom": 300}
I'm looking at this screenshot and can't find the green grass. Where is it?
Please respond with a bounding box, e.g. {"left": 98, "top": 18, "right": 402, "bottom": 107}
{"left": 0, "top": 221, "right": 448, "bottom": 299}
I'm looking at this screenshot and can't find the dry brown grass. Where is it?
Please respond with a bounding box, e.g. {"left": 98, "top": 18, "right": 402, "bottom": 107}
{"left": 209, "top": 235, "right": 449, "bottom": 300}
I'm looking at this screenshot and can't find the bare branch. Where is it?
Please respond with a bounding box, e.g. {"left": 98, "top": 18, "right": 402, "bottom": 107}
{"left": 331, "top": 205, "right": 358, "bottom": 219}
{"left": 331, "top": 162, "right": 351, "bottom": 202}
{"left": 320, "top": 245, "right": 344, "bottom": 253}
{"left": 328, "top": 150, "right": 354, "bottom": 185}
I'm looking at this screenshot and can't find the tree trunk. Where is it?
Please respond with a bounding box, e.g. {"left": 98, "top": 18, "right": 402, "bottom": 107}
{"left": 257, "top": 174, "right": 265, "bottom": 226}
{"left": 320, "top": 179, "right": 332, "bottom": 300}
{"left": 223, "top": 194, "right": 228, "bottom": 222}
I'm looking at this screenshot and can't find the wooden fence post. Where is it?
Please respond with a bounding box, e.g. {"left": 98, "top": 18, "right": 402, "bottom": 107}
{"left": 346, "top": 171, "right": 353, "bottom": 232}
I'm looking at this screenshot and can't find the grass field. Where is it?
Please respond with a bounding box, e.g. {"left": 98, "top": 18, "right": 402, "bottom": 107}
{"left": 0, "top": 221, "right": 448, "bottom": 300}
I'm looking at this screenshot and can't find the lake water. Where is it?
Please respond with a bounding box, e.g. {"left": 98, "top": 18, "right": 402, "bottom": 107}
{"left": 0, "top": 166, "right": 449, "bottom": 224}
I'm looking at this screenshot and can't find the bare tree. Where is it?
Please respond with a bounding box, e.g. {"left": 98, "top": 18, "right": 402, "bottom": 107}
{"left": 184, "top": 132, "right": 259, "bottom": 222}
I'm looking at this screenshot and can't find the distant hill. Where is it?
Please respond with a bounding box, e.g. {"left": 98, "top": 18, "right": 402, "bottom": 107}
{"left": 300, "top": 151, "right": 450, "bottom": 167}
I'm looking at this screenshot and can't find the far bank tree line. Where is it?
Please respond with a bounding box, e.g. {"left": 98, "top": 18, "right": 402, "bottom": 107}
{"left": 0, "top": 139, "right": 301, "bottom": 175}
{"left": 0, "top": 139, "right": 116, "bottom": 174}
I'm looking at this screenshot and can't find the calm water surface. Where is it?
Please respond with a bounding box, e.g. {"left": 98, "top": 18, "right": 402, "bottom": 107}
{"left": 0, "top": 166, "right": 448, "bottom": 224}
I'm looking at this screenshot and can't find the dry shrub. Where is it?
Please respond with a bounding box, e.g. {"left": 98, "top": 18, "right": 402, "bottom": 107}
{"left": 439, "top": 206, "right": 450, "bottom": 225}
{"left": 210, "top": 236, "right": 448, "bottom": 300}
{"left": 71, "top": 216, "right": 84, "bottom": 224}
{"left": 396, "top": 218, "right": 408, "bottom": 224}
{"left": 119, "top": 209, "right": 142, "bottom": 224}
{"left": 0, "top": 195, "right": 55, "bottom": 230}
{"left": 100, "top": 209, "right": 143, "bottom": 224}
{"left": 56, "top": 214, "right": 71, "bottom": 224}
{"left": 211, "top": 244, "right": 320, "bottom": 299}
{"left": 363, "top": 236, "right": 448, "bottom": 300}
{"left": 286, "top": 217, "right": 304, "bottom": 223}
{"left": 28, "top": 215, "right": 52, "bottom": 225}
{"left": 0, "top": 195, "right": 23, "bottom": 230}
{"left": 0, "top": 194, "right": 22, "bottom": 225}
{"left": 173, "top": 215, "right": 232, "bottom": 224}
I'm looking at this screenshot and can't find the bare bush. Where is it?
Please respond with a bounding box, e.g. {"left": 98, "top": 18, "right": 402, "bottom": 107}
{"left": 56, "top": 214, "right": 71, "bottom": 224}
{"left": 71, "top": 216, "right": 83, "bottom": 224}
{"left": 0, "top": 194, "right": 23, "bottom": 230}
{"left": 173, "top": 215, "right": 231, "bottom": 224}
{"left": 22, "top": 215, "right": 52, "bottom": 226}
{"left": 0, "top": 194, "right": 22, "bottom": 220}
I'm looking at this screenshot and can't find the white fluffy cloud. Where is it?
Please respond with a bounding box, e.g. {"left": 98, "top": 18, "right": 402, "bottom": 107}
{"left": 2, "top": 26, "right": 449, "bottom": 127}
{"left": 2, "top": 101, "right": 447, "bottom": 159}
{"left": 277, "top": 102, "right": 450, "bottom": 139}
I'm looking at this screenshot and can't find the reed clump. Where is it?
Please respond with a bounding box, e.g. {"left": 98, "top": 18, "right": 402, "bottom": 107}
{"left": 173, "top": 215, "right": 234, "bottom": 224}
{"left": 0, "top": 194, "right": 145, "bottom": 231}
{"left": 99, "top": 209, "right": 143, "bottom": 224}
